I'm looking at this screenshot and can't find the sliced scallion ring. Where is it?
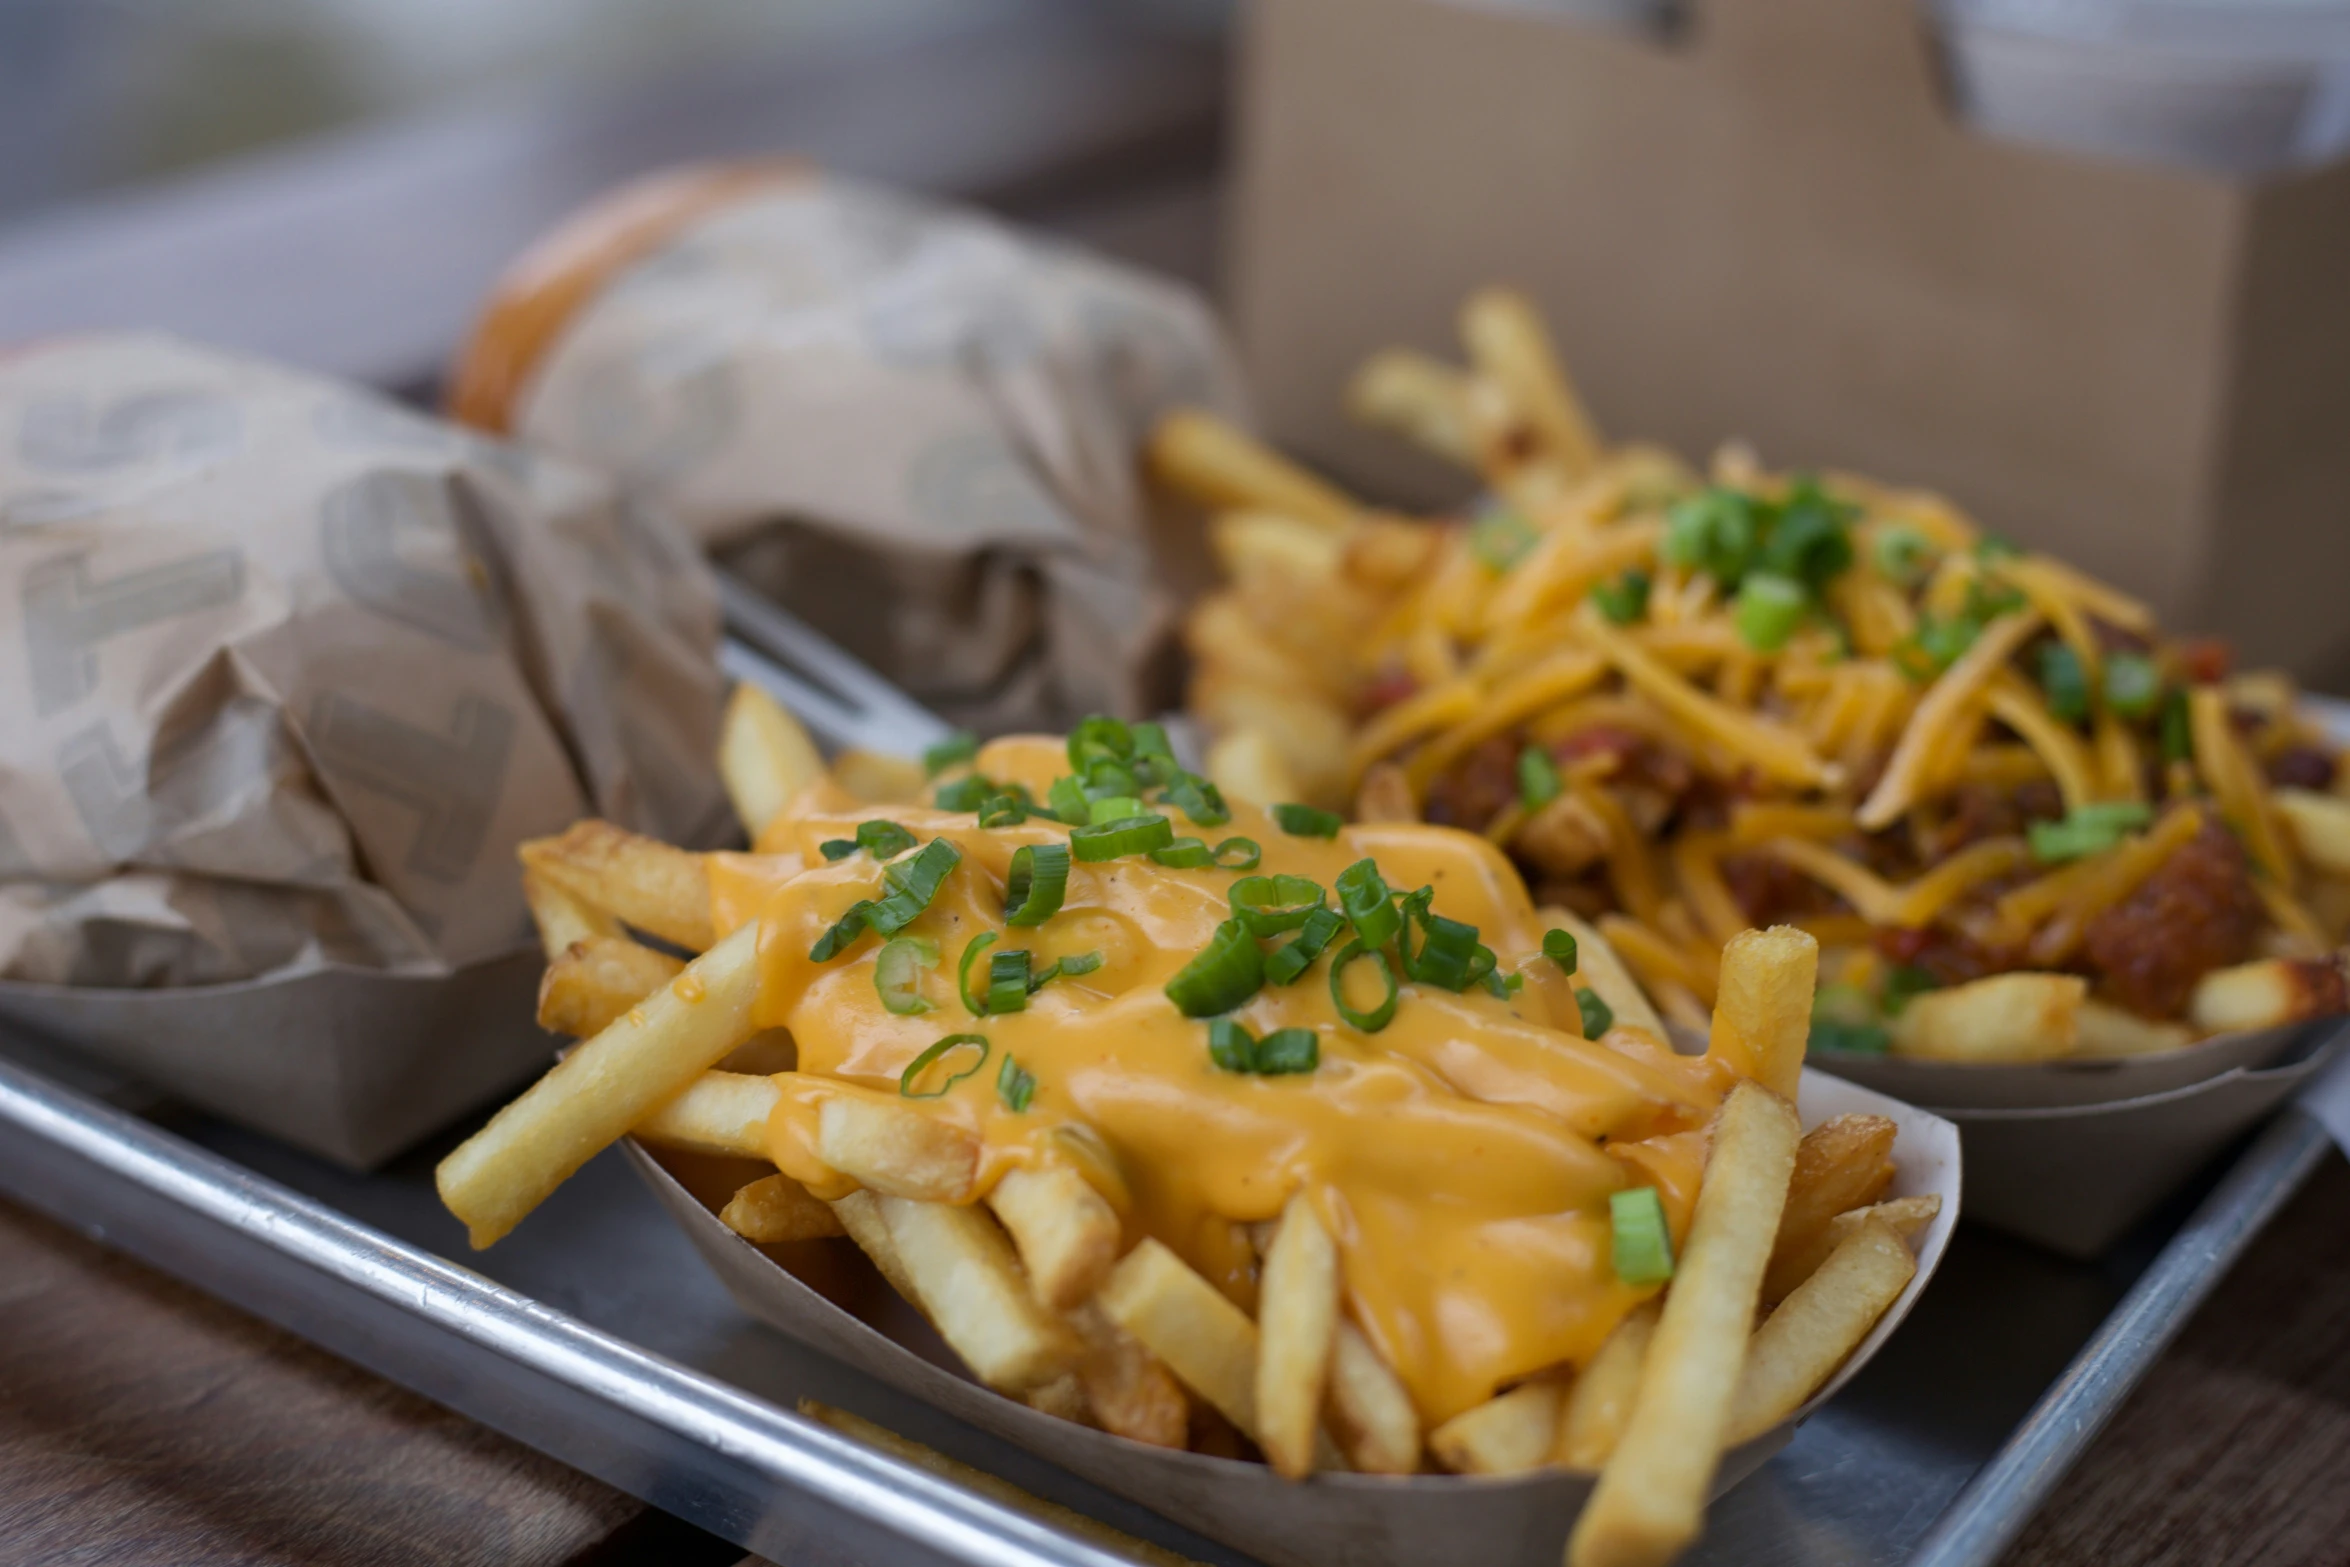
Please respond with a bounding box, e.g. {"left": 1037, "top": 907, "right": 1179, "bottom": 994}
{"left": 1164, "top": 918, "right": 1266, "bottom": 1018}
{"left": 873, "top": 936, "right": 939, "bottom": 1016}
{"left": 1543, "top": 928, "right": 1579, "bottom": 975}
{"left": 1609, "top": 1186, "right": 1674, "bottom": 1284}
{"left": 809, "top": 899, "right": 875, "bottom": 962}
{"left": 1265, "top": 906, "right": 1345, "bottom": 984}
{"left": 996, "top": 1054, "right": 1037, "bottom": 1113}
{"left": 1150, "top": 837, "right": 1214, "bottom": 868}
{"left": 1271, "top": 802, "right": 1343, "bottom": 838}
{"left": 1159, "top": 772, "right": 1230, "bottom": 828}
{"left": 958, "top": 932, "right": 998, "bottom": 1015}
{"left": 1211, "top": 836, "right": 1262, "bottom": 870}
{"left": 1229, "top": 873, "right": 1328, "bottom": 937}
{"left": 1055, "top": 949, "right": 1105, "bottom": 977}
{"left": 1329, "top": 940, "right": 1399, "bottom": 1032}
{"left": 1253, "top": 1027, "right": 1320, "bottom": 1075}
{"left": 1087, "top": 795, "right": 1147, "bottom": 825}
{"left": 1046, "top": 775, "right": 1090, "bottom": 826}
{"left": 1070, "top": 813, "right": 1175, "bottom": 862}
{"left": 865, "top": 838, "right": 962, "bottom": 935}
{"left": 1004, "top": 843, "right": 1070, "bottom": 926}
{"left": 987, "top": 949, "right": 1032, "bottom": 1015}
{"left": 933, "top": 774, "right": 994, "bottom": 812}
{"left": 900, "top": 1034, "right": 989, "bottom": 1099}
{"left": 1334, "top": 859, "right": 1400, "bottom": 948}
{"left": 922, "top": 731, "right": 979, "bottom": 776}
{"left": 977, "top": 794, "right": 1028, "bottom": 828}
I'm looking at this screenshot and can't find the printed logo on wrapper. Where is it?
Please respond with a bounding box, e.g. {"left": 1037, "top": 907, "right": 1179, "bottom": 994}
{"left": 17, "top": 389, "right": 241, "bottom": 475}
{"left": 319, "top": 469, "right": 506, "bottom": 652}
{"left": 23, "top": 547, "right": 247, "bottom": 715}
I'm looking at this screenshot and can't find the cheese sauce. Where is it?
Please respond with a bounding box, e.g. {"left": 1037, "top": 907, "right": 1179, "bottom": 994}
{"left": 706, "top": 737, "right": 1739, "bottom": 1424}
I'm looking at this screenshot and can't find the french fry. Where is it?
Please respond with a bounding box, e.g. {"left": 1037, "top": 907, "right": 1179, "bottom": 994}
{"left": 1205, "top": 726, "right": 1304, "bottom": 808}
{"left": 1727, "top": 1219, "right": 1916, "bottom": 1445}
{"left": 1147, "top": 408, "right": 1359, "bottom": 531}
{"left": 1068, "top": 1302, "right": 1190, "bottom": 1450}
{"left": 1025, "top": 1373, "right": 1092, "bottom": 1424}
{"left": 2189, "top": 955, "right": 2349, "bottom": 1035}
{"left": 1538, "top": 908, "right": 1666, "bottom": 1038}
{"left": 798, "top": 1401, "right": 1208, "bottom": 1567}
{"left": 1256, "top": 1193, "right": 1341, "bottom": 1479}
{"left": 1191, "top": 677, "right": 1352, "bottom": 807}
{"left": 2276, "top": 788, "right": 2350, "bottom": 876}
{"left": 1706, "top": 926, "right": 1818, "bottom": 1099}
{"left": 817, "top": 1090, "right": 981, "bottom": 1203}
{"left": 1761, "top": 1114, "right": 1899, "bottom": 1304}
{"left": 1098, "top": 1238, "right": 1261, "bottom": 1438}
{"left": 1461, "top": 286, "right": 1601, "bottom": 475}
{"left": 536, "top": 934, "right": 685, "bottom": 1038}
{"left": 518, "top": 819, "right": 715, "bottom": 952}
{"left": 830, "top": 1188, "right": 922, "bottom": 1306}
{"left": 634, "top": 1068, "right": 780, "bottom": 1159}
{"left": 987, "top": 1164, "right": 1122, "bottom": 1313}
{"left": 1346, "top": 348, "right": 1479, "bottom": 469}
{"left": 876, "top": 1195, "right": 1079, "bottom": 1392}
{"left": 1568, "top": 1081, "right": 1799, "bottom": 1567}
{"left": 829, "top": 748, "right": 927, "bottom": 804}
{"left": 437, "top": 920, "right": 763, "bottom": 1247}
{"left": 522, "top": 868, "right": 621, "bottom": 958}
{"left": 1890, "top": 971, "right": 2084, "bottom": 1062}
{"left": 720, "top": 1172, "right": 845, "bottom": 1243}
{"left": 719, "top": 682, "right": 824, "bottom": 840}
{"left": 1555, "top": 1301, "right": 1658, "bottom": 1471}
{"left": 2073, "top": 999, "right": 2195, "bottom": 1059}
{"left": 1325, "top": 1321, "right": 1422, "bottom": 1475}
{"left": 1430, "top": 1381, "right": 1566, "bottom": 1477}
{"left": 1354, "top": 761, "right": 1420, "bottom": 823}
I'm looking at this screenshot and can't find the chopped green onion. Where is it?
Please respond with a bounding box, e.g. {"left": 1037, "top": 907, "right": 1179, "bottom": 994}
{"left": 1895, "top": 615, "right": 1981, "bottom": 681}
{"left": 1330, "top": 940, "right": 1399, "bottom": 1032}
{"left": 1084, "top": 761, "right": 1141, "bottom": 801}
{"left": 958, "top": 932, "right": 998, "bottom": 1015}
{"left": 1975, "top": 533, "right": 2024, "bottom": 562}
{"left": 1229, "top": 874, "right": 1328, "bottom": 936}
{"left": 996, "top": 1055, "right": 1036, "bottom": 1112}
{"left": 1469, "top": 508, "right": 1538, "bottom": 572}
{"left": 1518, "top": 747, "right": 1562, "bottom": 811}
{"left": 1757, "top": 479, "right": 1855, "bottom": 590}
{"left": 923, "top": 732, "right": 979, "bottom": 776}
{"left": 1071, "top": 813, "right": 1176, "bottom": 862}
{"left": 987, "top": 949, "right": 1032, "bottom": 1015}
{"left": 1590, "top": 569, "right": 1651, "bottom": 626}
{"left": 1397, "top": 889, "right": 1484, "bottom": 992}
{"left": 1609, "top": 1186, "right": 1675, "bottom": 1285}
{"left": 1213, "top": 837, "right": 1263, "bottom": 870}
{"left": 2038, "top": 643, "right": 2090, "bottom": 724}
{"left": 1872, "top": 524, "right": 1937, "bottom": 588}
{"left": 1335, "top": 859, "right": 1402, "bottom": 948}
{"left": 1004, "top": 843, "right": 1070, "bottom": 926}
{"left": 1733, "top": 571, "right": 1809, "bottom": 653}
{"left": 1068, "top": 715, "right": 1135, "bottom": 772}
{"left": 901, "top": 1034, "right": 989, "bottom": 1098}
{"left": 2160, "top": 689, "right": 2192, "bottom": 763}
{"left": 1880, "top": 965, "right": 1940, "bottom": 1017}
{"left": 2028, "top": 801, "right": 2153, "bottom": 864}
{"left": 1266, "top": 907, "right": 1346, "bottom": 984}
{"left": 1159, "top": 772, "right": 1231, "bottom": 828}
{"left": 978, "top": 794, "right": 1029, "bottom": 828}
{"left": 1055, "top": 950, "right": 1105, "bottom": 977}
{"left": 1482, "top": 967, "right": 1525, "bottom": 999}
{"left": 1046, "top": 776, "right": 1090, "bottom": 825}
{"left": 2103, "top": 652, "right": 2163, "bottom": 720}
{"left": 819, "top": 840, "right": 857, "bottom": 862}
{"left": 1088, "top": 795, "right": 1147, "bottom": 825}
{"left": 933, "top": 774, "right": 995, "bottom": 812}
{"left": 1576, "top": 986, "right": 1615, "bottom": 1037}
{"left": 1208, "top": 1018, "right": 1256, "bottom": 1073}
{"left": 1164, "top": 918, "right": 1266, "bottom": 1017}
{"left": 1543, "top": 928, "right": 1579, "bottom": 975}
{"left": 810, "top": 900, "right": 876, "bottom": 962}
{"left": 1271, "top": 803, "right": 1342, "bottom": 839}
{"left": 1129, "top": 721, "right": 1174, "bottom": 763}
{"left": 1150, "top": 837, "right": 1214, "bottom": 868}
{"left": 874, "top": 936, "right": 939, "bottom": 1016}
{"left": 1662, "top": 488, "right": 1759, "bottom": 586}
{"left": 865, "top": 838, "right": 962, "bottom": 934}
{"left": 1964, "top": 576, "right": 2026, "bottom": 624}
{"left": 1254, "top": 1028, "right": 1320, "bottom": 1075}
{"left": 822, "top": 819, "right": 918, "bottom": 862}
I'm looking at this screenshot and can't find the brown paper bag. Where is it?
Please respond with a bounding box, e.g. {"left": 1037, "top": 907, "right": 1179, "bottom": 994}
{"left": 495, "top": 171, "right": 1249, "bottom": 732}
{"left": 0, "top": 335, "right": 726, "bottom": 1161}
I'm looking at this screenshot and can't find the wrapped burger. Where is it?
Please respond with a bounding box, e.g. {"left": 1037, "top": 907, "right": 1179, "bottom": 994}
{"left": 448, "top": 164, "right": 1248, "bottom": 734}
{"left": 0, "top": 333, "right": 727, "bottom": 1163}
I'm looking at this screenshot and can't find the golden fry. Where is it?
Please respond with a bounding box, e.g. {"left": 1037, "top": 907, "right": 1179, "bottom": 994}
{"left": 1255, "top": 1192, "right": 1341, "bottom": 1479}
{"left": 986, "top": 1163, "right": 1122, "bottom": 1313}
{"left": 1728, "top": 1219, "right": 1916, "bottom": 1444}
{"left": 720, "top": 1172, "right": 845, "bottom": 1243}
{"left": 519, "top": 819, "right": 715, "bottom": 952}
{"left": 1430, "top": 1381, "right": 1566, "bottom": 1477}
{"left": 536, "top": 934, "right": 684, "bottom": 1038}
{"left": 719, "top": 682, "right": 824, "bottom": 840}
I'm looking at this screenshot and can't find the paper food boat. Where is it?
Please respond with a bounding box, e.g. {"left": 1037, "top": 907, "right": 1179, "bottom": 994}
{"left": 1813, "top": 1018, "right": 2344, "bottom": 1256}
{"left": 627, "top": 1067, "right": 1960, "bottom": 1567}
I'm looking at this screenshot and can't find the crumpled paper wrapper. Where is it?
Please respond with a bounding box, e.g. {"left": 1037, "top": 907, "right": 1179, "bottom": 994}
{"left": 502, "top": 171, "right": 1249, "bottom": 734}
{"left": 629, "top": 1068, "right": 1961, "bottom": 1567}
{"left": 0, "top": 333, "right": 725, "bottom": 988}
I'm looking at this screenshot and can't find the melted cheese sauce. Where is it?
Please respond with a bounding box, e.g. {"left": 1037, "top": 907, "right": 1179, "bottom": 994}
{"left": 707, "top": 737, "right": 1739, "bottom": 1424}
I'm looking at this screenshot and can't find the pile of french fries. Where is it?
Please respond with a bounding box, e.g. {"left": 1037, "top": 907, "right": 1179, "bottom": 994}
{"left": 436, "top": 684, "right": 1943, "bottom": 1567}
{"left": 1150, "top": 287, "right": 2350, "bottom": 1063}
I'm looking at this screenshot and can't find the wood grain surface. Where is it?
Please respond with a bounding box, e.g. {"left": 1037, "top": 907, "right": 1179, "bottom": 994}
{"left": 0, "top": 1196, "right": 648, "bottom": 1567}
{"left": 2000, "top": 1154, "right": 2350, "bottom": 1567}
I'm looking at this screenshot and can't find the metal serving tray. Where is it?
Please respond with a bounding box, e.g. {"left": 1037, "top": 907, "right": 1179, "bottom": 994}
{"left": 0, "top": 597, "right": 2335, "bottom": 1567}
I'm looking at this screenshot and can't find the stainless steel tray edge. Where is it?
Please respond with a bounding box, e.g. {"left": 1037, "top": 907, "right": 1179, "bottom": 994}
{"left": 0, "top": 1053, "right": 1151, "bottom": 1567}
{"left": 1907, "top": 1105, "right": 2335, "bottom": 1567}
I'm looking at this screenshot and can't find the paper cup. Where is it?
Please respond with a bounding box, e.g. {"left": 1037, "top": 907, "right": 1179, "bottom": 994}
{"left": 625, "top": 1067, "right": 1959, "bottom": 1567}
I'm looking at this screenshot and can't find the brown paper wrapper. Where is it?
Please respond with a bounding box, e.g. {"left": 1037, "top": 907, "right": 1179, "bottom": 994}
{"left": 0, "top": 334, "right": 727, "bottom": 1161}
{"left": 498, "top": 171, "right": 1248, "bottom": 734}
{"left": 627, "top": 1069, "right": 1961, "bottom": 1567}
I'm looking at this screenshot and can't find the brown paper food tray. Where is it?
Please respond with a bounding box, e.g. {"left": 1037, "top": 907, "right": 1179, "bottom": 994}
{"left": 0, "top": 953, "right": 550, "bottom": 1170}
{"left": 625, "top": 1067, "right": 1961, "bottom": 1567}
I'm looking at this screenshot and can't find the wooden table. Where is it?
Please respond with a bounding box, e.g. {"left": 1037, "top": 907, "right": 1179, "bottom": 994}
{"left": 3, "top": 7, "right": 2347, "bottom": 1563}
